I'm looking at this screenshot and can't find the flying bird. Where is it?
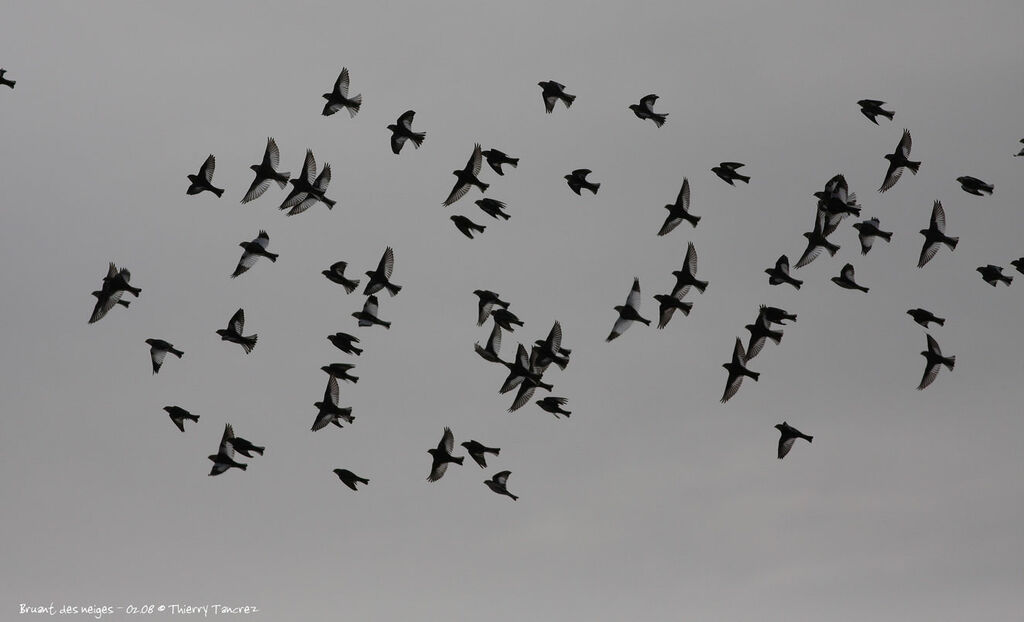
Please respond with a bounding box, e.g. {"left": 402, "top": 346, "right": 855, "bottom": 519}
{"left": 484, "top": 471, "right": 519, "bottom": 501}
{"left": 491, "top": 308, "right": 524, "bottom": 332}
{"left": 101, "top": 262, "right": 141, "bottom": 297}
{"left": 451, "top": 215, "right": 486, "bottom": 239}
{"left": 607, "top": 277, "right": 650, "bottom": 341}
{"left": 474, "top": 289, "right": 511, "bottom": 326}
{"left": 229, "top": 434, "right": 265, "bottom": 458}
{"left": 364, "top": 246, "right": 402, "bottom": 296}
{"left": 88, "top": 263, "right": 141, "bottom": 323}
{"left": 658, "top": 177, "right": 699, "bottom": 235}
{"left": 387, "top": 110, "right": 425, "bottom": 154}
{"left": 287, "top": 161, "right": 336, "bottom": 215}
{"left": 538, "top": 80, "right": 575, "bottom": 113}
{"left": 208, "top": 424, "right": 246, "bottom": 476}
{"left": 1010, "top": 258, "right": 1024, "bottom": 275}
{"left": 88, "top": 289, "right": 129, "bottom": 324}
{"left": 474, "top": 323, "right": 504, "bottom": 364}
{"left": 482, "top": 149, "right": 519, "bottom": 175}
{"left": 0, "top": 68, "right": 15, "bottom": 89}
{"left": 759, "top": 305, "right": 797, "bottom": 325}
{"left": 321, "top": 363, "right": 358, "bottom": 384}
{"left": 907, "top": 308, "right": 945, "bottom": 328}
{"left": 353, "top": 295, "right": 391, "bottom": 329}
{"left": 671, "top": 242, "right": 708, "bottom": 297}
{"left": 532, "top": 321, "right": 570, "bottom": 370}
{"left": 333, "top": 469, "right": 369, "bottom": 491}
{"left": 322, "top": 67, "right": 362, "bottom": 117}
{"left": 721, "top": 338, "right": 758, "bottom": 404}
{"left": 654, "top": 292, "right": 692, "bottom": 329}
{"left": 241, "top": 137, "right": 290, "bottom": 203}
{"left": 879, "top": 129, "right": 920, "bottom": 193}
{"left": 475, "top": 198, "right": 511, "bottom": 220}
{"left": 831, "top": 263, "right": 869, "bottom": 292}
{"left": 461, "top": 440, "right": 500, "bottom": 468}
{"left": 977, "top": 265, "right": 1012, "bottom": 287}
{"left": 328, "top": 332, "right": 362, "bottom": 356}
{"left": 312, "top": 374, "right": 354, "bottom": 431}
{"left": 917, "top": 201, "right": 958, "bottom": 268}
{"left": 322, "top": 261, "right": 360, "bottom": 293}
{"left": 443, "top": 143, "right": 488, "bottom": 206}
{"left": 144, "top": 338, "right": 183, "bottom": 374}
{"left": 775, "top": 422, "right": 813, "bottom": 459}
{"left": 744, "top": 311, "right": 783, "bottom": 361}
{"left": 1016, "top": 139, "right": 1024, "bottom": 157}
{"left": 427, "top": 427, "right": 463, "bottom": 482}
{"left": 956, "top": 176, "right": 993, "bottom": 196}
{"left": 216, "top": 308, "right": 257, "bottom": 353}
{"left": 857, "top": 99, "right": 894, "bottom": 124}
{"left": 765, "top": 255, "right": 802, "bottom": 290}
{"left": 794, "top": 211, "right": 840, "bottom": 269}
{"left": 918, "top": 334, "right": 955, "bottom": 390}
{"left": 163, "top": 406, "right": 199, "bottom": 432}
{"left": 565, "top": 169, "right": 600, "bottom": 195}
{"left": 852, "top": 218, "right": 893, "bottom": 255}
{"left": 815, "top": 174, "right": 862, "bottom": 232}
{"left": 629, "top": 94, "right": 668, "bottom": 127}
{"left": 536, "top": 396, "right": 571, "bottom": 418}
{"left": 186, "top": 154, "right": 223, "bottom": 197}
{"left": 231, "top": 230, "right": 278, "bottom": 278}
{"left": 711, "top": 162, "right": 749, "bottom": 185}
{"left": 280, "top": 150, "right": 319, "bottom": 210}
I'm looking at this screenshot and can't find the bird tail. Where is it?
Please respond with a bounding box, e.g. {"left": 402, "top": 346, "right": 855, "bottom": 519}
{"left": 351, "top": 347, "right": 363, "bottom": 356}
{"left": 323, "top": 197, "right": 337, "bottom": 210}
{"left": 509, "top": 493, "right": 519, "bottom": 501}
{"left": 172, "top": 348, "right": 184, "bottom": 358}
{"left": 238, "top": 463, "right": 248, "bottom": 471}
{"left": 342, "top": 281, "right": 357, "bottom": 294}
{"left": 749, "top": 371, "right": 760, "bottom": 381}
{"left": 769, "top": 330, "right": 783, "bottom": 344}
{"left": 880, "top": 231, "right": 893, "bottom": 242}
{"left": 907, "top": 161, "right": 921, "bottom": 175}
{"left": 267, "top": 252, "right": 279, "bottom": 262}
{"left": 128, "top": 285, "right": 142, "bottom": 297}
{"left": 508, "top": 158, "right": 519, "bottom": 168}
{"left": 118, "top": 299, "right": 131, "bottom": 308}
{"left": 590, "top": 182, "right": 601, "bottom": 194}
{"left": 473, "top": 223, "right": 486, "bottom": 233}
{"left": 860, "top": 285, "right": 870, "bottom": 293}
{"left": 213, "top": 187, "right": 225, "bottom": 198}
{"left": 410, "top": 132, "right": 426, "bottom": 148}
{"left": 944, "top": 356, "right": 956, "bottom": 371}
{"left": 350, "top": 377, "right": 359, "bottom": 384}
{"left": 695, "top": 279, "right": 709, "bottom": 293}
{"left": 385, "top": 282, "right": 402, "bottom": 297}
{"left": 737, "top": 174, "right": 751, "bottom": 184}
{"left": 881, "top": 110, "right": 894, "bottom": 121}
{"left": 382, "top": 320, "right": 392, "bottom": 329}
{"left": 562, "top": 93, "right": 576, "bottom": 108}
{"left": 185, "top": 413, "right": 200, "bottom": 422}
{"left": 791, "top": 278, "right": 803, "bottom": 290}
{"left": 936, "top": 318, "right": 946, "bottom": 326}
{"left": 348, "top": 95, "right": 362, "bottom": 117}
{"left": 275, "top": 173, "right": 290, "bottom": 187}
{"left": 946, "top": 237, "right": 959, "bottom": 250}
{"left": 826, "top": 242, "right": 840, "bottom": 256}
{"left": 242, "top": 335, "right": 257, "bottom": 354}
{"left": 6, "top": 80, "right": 14, "bottom": 88}
{"left": 653, "top": 113, "right": 668, "bottom": 128}
{"left": 685, "top": 213, "right": 701, "bottom": 227}
{"left": 1003, "top": 275, "right": 1014, "bottom": 285}
{"left": 358, "top": 477, "right": 369, "bottom": 485}
{"left": 806, "top": 435, "right": 814, "bottom": 443}
{"left": 454, "top": 456, "right": 464, "bottom": 465}
{"left": 640, "top": 318, "right": 651, "bottom": 326}
{"left": 253, "top": 446, "right": 265, "bottom": 456}
{"left": 479, "top": 181, "right": 490, "bottom": 192}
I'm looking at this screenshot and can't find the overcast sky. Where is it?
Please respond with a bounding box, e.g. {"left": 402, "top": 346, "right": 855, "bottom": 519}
{"left": 3, "top": 1, "right": 1024, "bottom": 620}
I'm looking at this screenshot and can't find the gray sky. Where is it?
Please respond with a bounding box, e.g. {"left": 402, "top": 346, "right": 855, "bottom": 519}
{"left": 3, "top": 1, "right": 1024, "bottom": 620}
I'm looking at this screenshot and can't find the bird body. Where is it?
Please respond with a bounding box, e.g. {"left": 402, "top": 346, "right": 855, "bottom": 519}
{"left": 766, "top": 255, "right": 802, "bottom": 289}
{"left": 565, "top": 169, "right": 600, "bottom": 195}
{"left": 484, "top": 471, "right": 518, "bottom": 501}
{"left": 795, "top": 211, "right": 840, "bottom": 269}
{"left": 163, "top": 406, "right": 199, "bottom": 432}
{"left": 322, "top": 67, "right": 362, "bottom": 117}
{"left": 242, "top": 137, "right": 289, "bottom": 203}
{"left": 387, "top": 110, "right": 425, "bottom": 154}
{"left": 956, "top": 176, "right": 993, "bottom": 196}
{"left": 353, "top": 295, "right": 391, "bottom": 329}
{"left": 712, "top": 162, "right": 749, "bottom": 185}
{"left": 918, "top": 201, "right": 958, "bottom": 268}
{"left": 333, "top": 469, "right": 369, "bottom": 491}
{"left": 654, "top": 293, "right": 692, "bottom": 329}
{"left": 491, "top": 308, "right": 524, "bottom": 332}
{"left": 321, "top": 363, "right": 358, "bottom": 384}
{"left": 831, "top": 263, "right": 868, "bottom": 292}
{"left": 775, "top": 422, "right": 813, "bottom": 459}
{"left": 879, "top": 129, "right": 919, "bottom": 192}
{"left": 364, "top": 247, "right": 402, "bottom": 296}
{"left": 428, "top": 427, "right": 464, "bottom": 482}
{"left": 231, "top": 230, "right": 278, "bottom": 278}
{"left": 461, "top": 440, "right": 500, "bottom": 468}
{"left": 536, "top": 396, "right": 571, "bottom": 418}
{"left": 853, "top": 218, "right": 893, "bottom": 255}
{"left": 145, "top": 338, "right": 183, "bottom": 374}
{"left": 538, "top": 81, "right": 575, "bottom": 113}
{"left": 475, "top": 198, "right": 511, "bottom": 220}
{"left": 482, "top": 149, "right": 519, "bottom": 175}
{"left": 0, "top": 68, "right": 15, "bottom": 89}
{"left": 328, "top": 332, "right": 363, "bottom": 356}
{"left": 208, "top": 424, "right": 247, "bottom": 475}
{"left": 474, "top": 323, "right": 504, "bottom": 364}
{"left": 918, "top": 334, "right": 955, "bottom": 390}
{"left": 721, "top": 338, "right": 758, "bottom": 403}
{"left": 607, "top": 277, "right": 650, "bottom": 341}
{"left": 857, "top": 99, "right": 894, "bottom": 124}
{"left": 187, "top": 154, "right": 223, "bottom": 197}
{"left": 474, "top": 289, "right": 511, "bottom": 325}
{"left": 322, "top": 261, "right": 360, "bottom": 293}
{"left": 629, "top": 94, "right": 667, "bottom": 127}
{"left": 443, "top": 143, "right": 488, "bottom": 206}
{"left": 451, "top": 214, "right": 486, "bottom": 239}
{"left": 312, "top": 374, "right": 354, "bottom": 431}
{"left": 658, "top": 177, "right": 699, "bottom": 234}
{"left": 907, "top": 308, "right": 945, "bottom": 328}
{"left": 671, "top": 242, "right": 708, "bottom": 297}
{"left": 977, "top": 265, "right": 1012, "bottom": 287}
{"left": 216, "top": 309, "right": 257, "bottom": 353}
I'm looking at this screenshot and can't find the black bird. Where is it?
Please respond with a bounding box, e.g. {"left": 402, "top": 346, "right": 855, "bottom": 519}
{"left": 794, "top": 211, "right": 840, "bottom": 269}
{"left": 186, "top": 154, "right": 223, "bottom": 197}
{"left": 918, "top": 334, "right": 955, "bottom": 390}
{"left": 163, "top": 406, "right": 199, "bottom": 432}
{"left": 242, "top": 137, "right": 290, "bottom": 203}
{"left": 907, "top": 308, "right": 945, "bottom": 328}
{"left": 1016, "top": 139, "right": 1024, "bottom": 157}
{"left": 852, "top": 218, "right": 893, "bottom": 255}
{"left": 721, "top": 338, "right": 758, "bottom": 404}
{"left": 607, "top": 277, "right": 650, "bottom": 341}
{"left": 229, "top": 434, "right": 265, "bottom": 458}
{"left": 427, "top": 427, "right": 463, "bottom": 482}
{"left": 364, "top": 246, "right": 402, "bottom": 296}
{"left": 0, "top": 68, "right": 15, "bottom": 89}
{"left": 280, "top": 149, "right": 320, "bottom": 211}
{"left": 759, "top": 305, "right": 797, "bottom": 325}
{"left": 312, "top": 374, "right": 354, "bottom": 431}
{"left": 482, "top": 149, "right": 519, "bottom": 175}
{"left": 565, "top": 169, "right": 600, "bottom": 195}
{"left": 956, "top": 176, "right": 994, "bottom": 196}
{"left": 286, "top": 160, "right": 336, "bottom": 215}
{"left": 831, "top": 263, "right": 869, "bottom": 293}
{"left": 443, "top": 143, "right": 488, "bottom": 206}
{"left": 475, "top": 198, "right": 511, "bottom": 220}
{"left": 538, "top": 80, "right": 575, "bottom": 113}
{"left": 658, "top": 177, "right": 699, "bottom": 235}
{"left": 654, "top": 292, "right": 692, "bottom": 329}
{"left": 333, "top": 469, "right": 369, "bottom": 491}
{"left": 322, "top": 261, "right": 360, "bottom": 293}
{"left": 89, "top": 269, "right": 136, "bottom": 324}
{"left": 532, "top": 321, "right": 570, "bottom": 370}
{"left": 101, "top": 262, "right": 141, "bottom": 297}
{"left": 475, "top": 323, "right": 504, "bottom": 364}
{"left": 322, "top": 67, "right": 362, "bottom": 117}
{"left": 879, "top": 129, "right": 919, "bottom": 193}
{"left": 145, "top": 338, "right": 183, "bottom": 374}
{"left": 766, "top": 255, "right": 802, "bottom": 290}
{"left": 509, "top": 374, "right": 553, "bottom": 413}
{"left": 353, "top": 295, "right": 391, "bottom": 329}
{"left": 918, "top": 201, "right": 958, "bottom": 268}
{"left": 491, "top": 308, "right": 524, "bottom": 332}
{"left": 744, "top": 311, "right": 782, "bottom": 361}
{"left": 857, "top": 99, "right": 894, "bottom": 124}
{"left": 711, "top": 162, "right": 749, "bottom": 185}
{"left": 775, "top": 422, "right": 813, "bottom": 459}
{"left": 328, "top": 332, "right": 363, "bottom": 356}
{"left": 671, "top": 242, "right": 708, "bottom": 297}
{"left": 208, "top": 424, "right": 247, "bottom": 476}
{"left": 629, "top": 94, "right": 668, "bottom": 127}
{"left": 451, "top": 215, "right": 486, "bottom": 239}
{"left": 231, "top": 230, "right": 278, "bottom": 278}
{"left": 321, "top": 363, "right": 358, "bottom": 384}
{"left": 461, "top": 440, "right": 500, "bottom": 468}
{"left": 484, "top": 471, "right": 518, "bottom": 501}
{"left": 536, "top": 396, "right": 571, "bottom": 418}
{"left": 1011, "top": 258, "right": 1024, "bottom": 275}
{"left": 977, "top": 265, "right": 1012, "bottom": 287}
{"left": 474, "top": 289, "right": 511, "bottom": 325}
{"left": 216, "top": 308, "right": 257, "bottom": 354}
{"left": 387, "top": 110, "right": 425, "bottom": 154}
{"left": 815, "top": 174, "right": 862, "bottom": 226}
{"left": 499, "top": 344, "right": 551, "bottom": 397}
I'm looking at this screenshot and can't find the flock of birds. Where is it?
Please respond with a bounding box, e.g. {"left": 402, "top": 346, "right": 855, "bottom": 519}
{"left": 3, "top": 59, "right": 1019, "bottom": 499}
